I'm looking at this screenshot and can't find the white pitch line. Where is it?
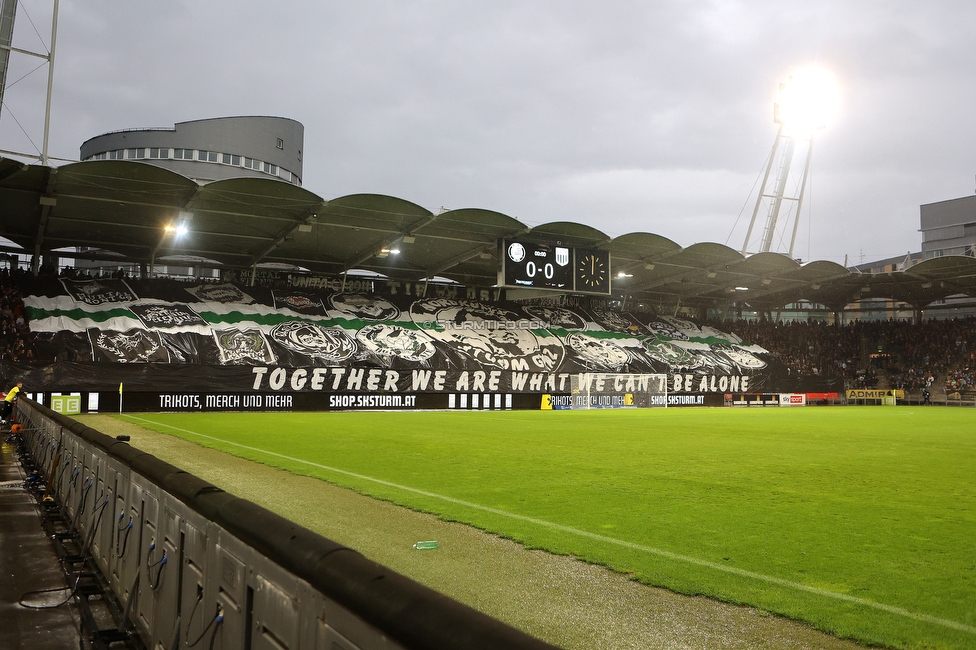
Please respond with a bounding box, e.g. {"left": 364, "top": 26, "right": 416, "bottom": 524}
{"left": 124, "top": 414, "right": 976, "bottom": 636}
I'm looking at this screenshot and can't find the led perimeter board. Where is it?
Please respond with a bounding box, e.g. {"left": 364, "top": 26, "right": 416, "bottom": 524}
{"left": 498, "top": 240, "right": 611, "bottom": 295}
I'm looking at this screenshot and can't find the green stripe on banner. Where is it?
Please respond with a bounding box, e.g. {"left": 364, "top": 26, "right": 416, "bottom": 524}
{"left": 196, "top": 311, "right": 432, "bottom": 331}
{"left": 26, "top": 306, "right": 135, "bottom": 322}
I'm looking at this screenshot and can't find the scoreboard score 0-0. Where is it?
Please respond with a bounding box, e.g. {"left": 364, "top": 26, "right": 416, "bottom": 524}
{"left": 498, "top": 240, "right": 611, "bottom": 295}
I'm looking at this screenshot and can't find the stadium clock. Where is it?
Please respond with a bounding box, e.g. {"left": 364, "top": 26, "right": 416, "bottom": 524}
{"left": 574, "top": 249, "right": 611, "bottom": 294}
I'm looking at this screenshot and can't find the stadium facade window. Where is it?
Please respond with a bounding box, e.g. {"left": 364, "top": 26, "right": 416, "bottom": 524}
{"left": 88, "top": 146, "right": 297, "bottom": 184}
{"left": 276, "top": 138, "right": 284, "bottom": 149}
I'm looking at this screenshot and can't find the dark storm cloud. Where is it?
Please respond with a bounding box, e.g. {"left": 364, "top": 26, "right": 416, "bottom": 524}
{"left": 3, "top": 1, "right": 975, "bottom": 264}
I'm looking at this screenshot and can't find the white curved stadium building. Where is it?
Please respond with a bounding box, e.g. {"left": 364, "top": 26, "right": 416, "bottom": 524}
{"left": 79, "top": 115, "right": 304, "bottom": 186}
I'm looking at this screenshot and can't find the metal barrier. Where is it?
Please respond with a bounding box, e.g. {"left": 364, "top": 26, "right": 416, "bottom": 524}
{"left": 17, "top": 398, "right": 559, "bottom": 650}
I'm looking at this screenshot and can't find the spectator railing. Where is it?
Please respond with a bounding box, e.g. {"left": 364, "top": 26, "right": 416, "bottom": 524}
{"left": 16, "top": 398, "right": 560, "bottom": 650}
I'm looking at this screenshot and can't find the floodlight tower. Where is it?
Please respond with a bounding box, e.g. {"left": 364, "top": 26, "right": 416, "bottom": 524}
{"left": 741, "top": 68, "right": 836, "bottom": 256}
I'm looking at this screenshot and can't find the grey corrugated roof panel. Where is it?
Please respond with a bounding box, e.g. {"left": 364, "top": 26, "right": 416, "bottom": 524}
{"left": 526, "top": 221, "right": 610, "bottom": 247}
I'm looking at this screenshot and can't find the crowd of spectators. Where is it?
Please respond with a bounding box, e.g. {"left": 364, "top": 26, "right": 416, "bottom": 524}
{"left": 944, "top": 363, "right": 976, "bottom": 395}
{"left": 717, "top": 317, "right": 976, "bottom": 394}
{"left": 8, "top": 266, "right": 976, "bottom": 394}
{"left": 0, "top": 269, "right": 36, "bottom": 363}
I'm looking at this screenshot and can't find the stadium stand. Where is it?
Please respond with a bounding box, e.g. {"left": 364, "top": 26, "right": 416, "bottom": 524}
{"left": 0, "top": 269, "right": 36, "bottom": 363}
{"left": 7, "top": 274, "right": 822, "bottom": 403}
{"left": 1, "top": 271, "right": 974, "bottom": 404}
{"left": 718, "top": 317, "right": 976, "bottom": 398}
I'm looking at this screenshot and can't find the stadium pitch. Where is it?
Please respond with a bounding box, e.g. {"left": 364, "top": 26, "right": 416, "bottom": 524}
{"left": 115, "top": 407, "right": 975, "bottom": 649}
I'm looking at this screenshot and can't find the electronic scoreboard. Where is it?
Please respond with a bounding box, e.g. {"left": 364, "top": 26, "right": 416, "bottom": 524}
{"left": 498, "top": 240, "right": 611, "bottom": 295}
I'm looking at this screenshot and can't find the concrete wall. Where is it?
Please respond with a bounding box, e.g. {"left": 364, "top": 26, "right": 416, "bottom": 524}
{"left": 18, "top": 399, "right": 557, "bottom": 650}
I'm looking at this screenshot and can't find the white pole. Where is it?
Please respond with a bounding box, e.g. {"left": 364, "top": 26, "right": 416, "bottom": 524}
{"left": 40, "top": 0, "right": 59, "bottom": 166}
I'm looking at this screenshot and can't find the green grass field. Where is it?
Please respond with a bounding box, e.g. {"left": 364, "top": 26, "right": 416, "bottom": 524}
{"left": 120, "top": 407, "right": 976, "bottom": 649}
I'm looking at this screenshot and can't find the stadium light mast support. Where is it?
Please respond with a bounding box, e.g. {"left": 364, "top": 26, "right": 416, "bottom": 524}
{"left": 0, "top": 0, "right": 60, "bottom": 165}
{"left": 742, "top": 68, "right": 835, "bottom": 257}
{"left": 40, "top": 0, "right": 59, "bottom": 166}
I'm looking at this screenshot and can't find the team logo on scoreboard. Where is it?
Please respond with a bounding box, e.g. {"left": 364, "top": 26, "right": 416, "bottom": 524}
{"left": 270, "top": 321, "right": 356, "bottom": 362}
{"left": 555, "top": 247, "right": 570, "bottom": 266}
{"left": 508, "top": 242, "right": 526, "bottom": 263}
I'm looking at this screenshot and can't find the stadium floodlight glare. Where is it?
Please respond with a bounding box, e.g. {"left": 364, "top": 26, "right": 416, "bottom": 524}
{"left": 773, "top": 67, "right": 838, "bottom": 137}
{"left": 165, "top": 223, "right": 187, "bottom": 235}
{"left": 742, "top": 66, "right": 837, "bottom": 256}
{"left": 164, "top": 222, "right": 189, "bottom": 238}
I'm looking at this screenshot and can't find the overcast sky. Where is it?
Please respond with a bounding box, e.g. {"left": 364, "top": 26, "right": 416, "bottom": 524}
{"left": 3, "top": 0, "right": 975, "bottom": 266}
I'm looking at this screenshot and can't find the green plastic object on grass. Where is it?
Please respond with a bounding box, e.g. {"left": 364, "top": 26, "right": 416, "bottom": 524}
{"left": 413, "top": 540, "right": 438, "bottom": 550}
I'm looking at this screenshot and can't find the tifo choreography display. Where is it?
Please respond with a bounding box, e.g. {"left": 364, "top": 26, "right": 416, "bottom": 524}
{"left": 5, "top": 276, "right": 839, "bottom": 407}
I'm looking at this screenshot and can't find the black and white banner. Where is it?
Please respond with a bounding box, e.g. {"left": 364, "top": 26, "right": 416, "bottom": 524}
{"left": 16, "top": 276, "right": 843, "bottom": 395}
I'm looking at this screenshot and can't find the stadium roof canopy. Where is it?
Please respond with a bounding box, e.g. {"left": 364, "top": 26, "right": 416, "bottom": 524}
{"left": 2, "top": 156, "right": 975, "bottom": 311}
